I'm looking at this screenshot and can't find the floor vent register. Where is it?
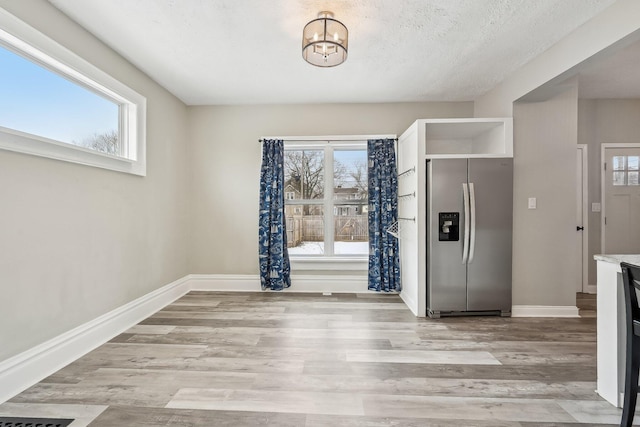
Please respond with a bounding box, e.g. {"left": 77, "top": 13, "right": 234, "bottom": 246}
{"left": 0, "top": 418, "right": 74, "bottom": 427}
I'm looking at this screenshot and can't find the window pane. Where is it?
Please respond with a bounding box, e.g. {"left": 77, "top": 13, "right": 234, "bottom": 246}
{"left": 629, "top": 171, "right": 639, "bottom": 186}
{"left": 286, "top": 205, "right": 324, "bottom": 255}
{"left": 613, "top": 171, "right": 626, "bottom": 186}
{"left": 0, "top": 45, "right": 120, "bottom": 155}
{"left": 284, "top": 150, "right": 324, "bottom": 200}
{"left": 628, "top": 156, "right": 639, "bottom": 171}
{"left": 284, "top": 146, "right": 369, "bottom": 258}
{"left": 613, "top": 156, "right": 626, "bottom": 171}
{"left": 334, "top": 204, "right": 368, "bottom": 255}
{"left": 334, "top": 150, "right": 368, "bottom": 255}
{"left": 334, "top": 150, "right": 368, "bottom": 201}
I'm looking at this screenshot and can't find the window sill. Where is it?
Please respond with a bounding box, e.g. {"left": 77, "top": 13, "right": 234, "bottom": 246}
{"left": 0, "top": 127, "right": 146, "bottom": 176}
{"left": 290, "top": 257, "right": 368, "bottom": 271}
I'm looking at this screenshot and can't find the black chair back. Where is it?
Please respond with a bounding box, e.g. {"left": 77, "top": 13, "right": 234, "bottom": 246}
{"left": 622, "top": 262, "right": 640, "bottom": 337}
{"left": 621, "top": 262, "right": 640, "bottom": 427}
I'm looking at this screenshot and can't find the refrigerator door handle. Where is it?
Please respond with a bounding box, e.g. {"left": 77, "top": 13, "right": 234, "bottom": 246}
{"left": 468, "top": 182, "right": 476, "bottom": 264}
{"left": 462, "top": 183, "right": 470, "bottom": 264}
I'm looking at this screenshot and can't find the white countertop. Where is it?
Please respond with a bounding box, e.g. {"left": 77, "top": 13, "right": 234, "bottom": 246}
{"left": 594, "top": 254, "right": 640, "bottom": 265}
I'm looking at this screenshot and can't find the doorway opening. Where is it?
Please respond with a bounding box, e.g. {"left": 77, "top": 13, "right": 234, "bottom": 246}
{"left": 601, "top": 144, "right": 640, "bottom": 256}
{"left": 576, "top": 145, "right": 588, "bottom": 294}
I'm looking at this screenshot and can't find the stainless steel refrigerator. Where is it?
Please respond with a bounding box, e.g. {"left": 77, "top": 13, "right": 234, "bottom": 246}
{"left": 426, "top": 158, "right": 513, "bottom": 318}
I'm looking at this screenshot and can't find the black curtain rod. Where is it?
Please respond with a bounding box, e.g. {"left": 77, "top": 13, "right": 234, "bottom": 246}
{"left": 258, "top": 138, "right": 398, "bottom": 143}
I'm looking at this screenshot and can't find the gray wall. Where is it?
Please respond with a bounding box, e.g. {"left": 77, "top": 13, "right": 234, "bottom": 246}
{"left": 187, "top": 102, "right": 473, "bottom": 274}
{"left": 512, "top": 86, "right": 579, "bottom": 306}
{"left": 578, "top": 98, "right": 640, "bottom": 286}
{"left": 0, "top": 1, "right": 190, "bottom": 361}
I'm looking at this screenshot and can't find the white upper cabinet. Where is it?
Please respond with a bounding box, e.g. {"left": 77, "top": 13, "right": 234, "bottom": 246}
{"left": 419, "top": 118, "right": 513, "bottom": 158}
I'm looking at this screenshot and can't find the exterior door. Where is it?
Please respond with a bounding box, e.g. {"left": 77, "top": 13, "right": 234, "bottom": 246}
{"left": 466, "top": 158, "right": 513, "bottom": 312}
{"left": 603, "top": 147, "right": 640, "bottom": 254}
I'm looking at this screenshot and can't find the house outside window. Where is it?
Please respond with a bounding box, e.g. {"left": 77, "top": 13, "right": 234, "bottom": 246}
{"left": 283, "top": 143, "right": 368, "bottom": 257}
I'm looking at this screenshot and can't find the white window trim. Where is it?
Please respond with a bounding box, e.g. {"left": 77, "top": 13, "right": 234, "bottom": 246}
{"left": 272, "top": 134, "right": 396, "bottom": 270}
{"left": 0, "top": 8, "right": 147, "bottom": 176}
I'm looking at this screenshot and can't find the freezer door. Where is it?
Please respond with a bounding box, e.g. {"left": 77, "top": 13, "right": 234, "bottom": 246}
{"left": 466, "top": 158, "right": 513, "bottom": 312}
{"left": 426, "top": 159, "right": 468, "bottom": 314}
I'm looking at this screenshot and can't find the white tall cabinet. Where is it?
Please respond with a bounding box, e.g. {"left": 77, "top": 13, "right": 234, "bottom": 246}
{"left": 397, "top": 118, "right": 514, "bottom": 316}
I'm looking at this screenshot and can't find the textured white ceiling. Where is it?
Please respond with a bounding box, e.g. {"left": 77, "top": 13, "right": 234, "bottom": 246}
{"left": 47, "top": 0, "right": 617, "bottom": 105}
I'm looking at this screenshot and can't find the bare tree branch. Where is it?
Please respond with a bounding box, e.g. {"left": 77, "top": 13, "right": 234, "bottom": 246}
{"left": 350, "top": 160, "right": 368, "bottom": 199}
{"left": 78, "top": 130, "right": 119, "bottom": 155}
{"left": 284, "top": 150, "right": 324, "bottom": 199}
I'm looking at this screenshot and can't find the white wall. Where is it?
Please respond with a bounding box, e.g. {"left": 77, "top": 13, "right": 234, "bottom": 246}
{"left": 512, "top": 86, "right": 579, "bottom": 306}
{"left": 578, "top": 98, "right": 640, "bottom": 286}
{"left": 188, "top": 102, "right": 472, "bottom": 276}
{"left": 0, "top": 1, "right": 190, "bottom": 361}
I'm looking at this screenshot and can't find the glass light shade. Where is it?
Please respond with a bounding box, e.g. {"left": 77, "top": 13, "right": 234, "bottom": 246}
{"left": 302, "top": 11, "right": 348, "bottom": 67}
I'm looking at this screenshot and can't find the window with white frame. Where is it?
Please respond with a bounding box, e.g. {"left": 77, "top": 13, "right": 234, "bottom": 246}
{"left": 0, "top": 9, "right": 146, "bottom": 175}
{"left": 612, "top": 155, "right": 640, "bottom": 186}
{"left": 284, "top": 142, "right": 368, "bottom": 257}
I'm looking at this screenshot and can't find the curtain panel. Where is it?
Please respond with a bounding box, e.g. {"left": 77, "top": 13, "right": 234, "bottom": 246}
{"left": 258, "top": 139, "right": 291, "bottom": 291}
{"left": 367, "top": 138, "right": 401, "bottom": 292}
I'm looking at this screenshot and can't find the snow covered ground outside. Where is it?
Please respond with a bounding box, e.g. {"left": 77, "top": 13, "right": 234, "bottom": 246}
{"left": 288, "top": 241, "right": 368, "bottom": 255}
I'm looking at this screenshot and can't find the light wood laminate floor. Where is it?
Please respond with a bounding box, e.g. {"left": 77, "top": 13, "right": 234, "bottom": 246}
{"left": 0, "top": 291, "right": 625, "bottom": 426}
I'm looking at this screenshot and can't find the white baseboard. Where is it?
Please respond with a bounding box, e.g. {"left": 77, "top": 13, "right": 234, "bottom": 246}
{"left": 511, "top": 305, "right": 580, "bottom": 318}
{"left": 1, "top": 269, "right": 591, "bottom": 404}
{"left": 0, "top": 272, "right": 371, "bottom": 403}
{"left": 187, "top": 273, "right": 368, "bottom": 293}
{"left": 0, "top": 275, "right": 191, "bottom": 404}
{"left": 400, "top": 290, "right": 418, "bottom": 316}
{"left": 187, "top": 274, "right": 259, "bottom": 291}
{"left": 18, "top": 270, "right": 594, "bottom": 405}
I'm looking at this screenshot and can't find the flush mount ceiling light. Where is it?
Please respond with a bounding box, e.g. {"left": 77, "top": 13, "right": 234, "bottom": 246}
{"left": 302, "top": 11, "right": 348, "bottom": 67}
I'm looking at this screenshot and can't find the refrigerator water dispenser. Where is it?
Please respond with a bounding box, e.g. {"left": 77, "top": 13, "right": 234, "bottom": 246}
{"left": 438, "top": 212, "right": 459, "bottom": 241}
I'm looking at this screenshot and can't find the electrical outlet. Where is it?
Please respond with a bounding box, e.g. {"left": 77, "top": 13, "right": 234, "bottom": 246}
{"left": 528, "top": 197, "right": 537, "bottom": 209}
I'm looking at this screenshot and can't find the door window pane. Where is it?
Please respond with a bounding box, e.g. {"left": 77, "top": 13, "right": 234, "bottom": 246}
{"left": 613, "top": 156, "right": 626, "bottom": 171}
{"left": 628, "top": 156, "right": 639, "bottom": 171}
{"left": 629, "top": 172, "right": 639, "bottom": 186}
{"left": 613, "top": 171, "right": 626, "bottom": 186}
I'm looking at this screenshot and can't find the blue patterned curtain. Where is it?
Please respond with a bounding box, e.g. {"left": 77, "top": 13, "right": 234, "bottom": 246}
{"left": 368, "top": 139, "right": 401, "bottom": 292}
{"left": 259, "top": 139, "right": 291, "bottom": 291}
